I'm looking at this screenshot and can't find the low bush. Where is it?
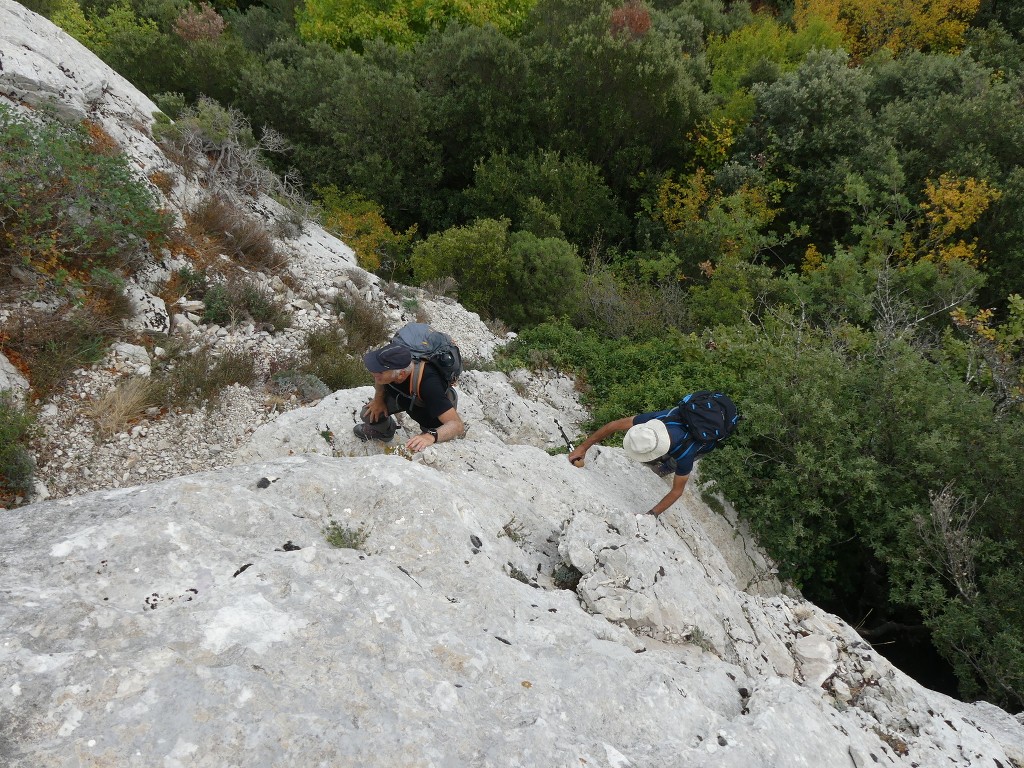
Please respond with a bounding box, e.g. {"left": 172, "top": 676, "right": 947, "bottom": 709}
{"left": 335, "top": 293, "right": 391, "bottom": 353}
{"left": 164, "top": 268, "right": 291, "bottom": 330}
{"left": 324, "top": 519, "right": 369, "bottom": 550}
{"left": 0, "top": 394, "right": 36, "bottom": 507}
{"left": 0, "top": 103, "right": 171, "bottom": 287}
{"left": 301, "top": 327, "right": 370, "bottom": 391}
{"left": 153, "top": 345, "right": 256, "bottom": 409}
{"left": 87, "top": 375, "right": 162, "bottom": 439}
{"left": 188, "top": 196, "right": 281, "bottom": 273}
{"left": 1, "top": 290, "right": 134, "bottom": 400}
{"left": 411, "top": 218, "right": 584, "bottom": 329}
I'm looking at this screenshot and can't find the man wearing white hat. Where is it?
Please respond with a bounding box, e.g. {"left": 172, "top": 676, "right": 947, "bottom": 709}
{"left": 566, "top": 404, "right": 724, "bottom": 517}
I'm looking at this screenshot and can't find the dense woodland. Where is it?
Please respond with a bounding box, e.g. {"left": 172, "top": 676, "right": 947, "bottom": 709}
{"left": 7, "top": 0, "right": 1024, "bottom": 709}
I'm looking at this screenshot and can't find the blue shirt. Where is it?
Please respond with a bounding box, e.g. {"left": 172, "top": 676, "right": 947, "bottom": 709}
{"left": 633, "top": 409, "right": 717, "bottom": 476}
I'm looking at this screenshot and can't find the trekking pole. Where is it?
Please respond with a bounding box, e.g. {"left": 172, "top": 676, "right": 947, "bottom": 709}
{"left": 555, "top": 419, "right": 583, "bottom": 466}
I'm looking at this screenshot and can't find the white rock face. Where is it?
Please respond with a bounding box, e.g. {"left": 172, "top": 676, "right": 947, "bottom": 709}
{"left": 0, "top": 0, "right": 168, "bottom": 175}
{"left": 3, "top": 442, "right": 1024, "bottom": 767}
{"left": 0, "top": 351, "right": 29, "bottom": 398}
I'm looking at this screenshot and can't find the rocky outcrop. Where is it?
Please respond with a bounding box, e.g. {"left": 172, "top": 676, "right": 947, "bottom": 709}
{"left": 3, "top": 436, "right": 1024, "bottom": 767}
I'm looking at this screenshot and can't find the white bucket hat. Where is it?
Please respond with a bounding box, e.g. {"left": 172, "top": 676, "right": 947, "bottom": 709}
{"left": 623, "top": 420, "right": 671, "bottom": 463}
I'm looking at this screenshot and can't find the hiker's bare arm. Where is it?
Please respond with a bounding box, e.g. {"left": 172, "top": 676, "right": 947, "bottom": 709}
{"left": 568, "top": 416, "right": 635, "bottom": 465}
{"left": 406, "top": 408, "right": 464, "bottom": 452}
{"left": 649, "top": 473, "right": 688, "bottom": 516}
{"left": 364, "top": 385, "right": 389, "bottom": 421}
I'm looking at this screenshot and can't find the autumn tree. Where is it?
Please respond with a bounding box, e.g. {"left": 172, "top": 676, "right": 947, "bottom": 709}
{"left": 795, "top": 0, "right": 982, "bottom": 59}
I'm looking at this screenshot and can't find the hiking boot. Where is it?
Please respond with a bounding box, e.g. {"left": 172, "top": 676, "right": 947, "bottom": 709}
{"left": 353, "top": 423, "right": 395, "bottom": 442}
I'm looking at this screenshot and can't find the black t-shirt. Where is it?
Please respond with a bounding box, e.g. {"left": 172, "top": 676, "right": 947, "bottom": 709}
{"left": 387, "top": 363, "right": 455, "bottom": 429}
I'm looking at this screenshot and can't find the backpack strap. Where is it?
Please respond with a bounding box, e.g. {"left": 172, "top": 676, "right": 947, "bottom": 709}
{"left": 410, "top": 359, "right": 427, "bottom": 404}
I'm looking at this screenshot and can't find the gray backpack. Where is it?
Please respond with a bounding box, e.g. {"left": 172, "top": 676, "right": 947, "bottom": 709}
{"left": 391, "top": 323, "right": 463, "bottom": 403}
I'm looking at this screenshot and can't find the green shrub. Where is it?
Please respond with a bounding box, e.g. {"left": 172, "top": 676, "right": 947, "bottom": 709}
{"left": 153, "top": 345, "right": 256, "bottom": 409}
{"left": 0, "top": 103, "right": 170, "bottom": 286}
{"left": 0, "top": 394, "right": 36, "bottom": 507}
{"left": 301, "top": 327, "right": 371, "bottom": 391}
{"left": 411, "top": 218, "right": 585, "bottom": 329}
{"left": 335, "top": 292, "right": 391, "bottom": 352}
{"left": 463, "top": 149, "right": 630, "bottom": 249}
{"left": 237, "top": 282, "right": 291, "bottom": 331}
{"left": 201, "top": 283, "right": 232, "bottom": 325}
{"left": 324, "top": 519, "right": 368, "bottom": 550}
{"left": 552, "top": 563, "right": 582, "bottom": 591}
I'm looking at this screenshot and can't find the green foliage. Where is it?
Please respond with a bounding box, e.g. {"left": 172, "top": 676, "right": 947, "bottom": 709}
{"left": 0, "top": 394, "right": 37, "bottom": 507}
{"left": 462, "top": 150, "right": 630, "bottom": 249}
{"left": 412, "top": 24, "right": 535, "bottom": 194}
{"left": 324, "top": 518, "right": 369, "bottom": 550}
{"left": 411, "top": 218, "right": 585, "bottom": 328}
{"left": 302, "top": 326, "right": 372, "bottom": 390}
{"left": 200, "top": 283, "right": 232, "bottom": 325}
{"left": 741, "top": 49, "right": 874, "bottom": 247}
{"left": 551, "top": 562, "right": 582, "bottom": 590}
{"left": 0, "top": 103, "right": 170, "bottom": 285}
{"left": 300, "top": 50, "right": 443, "bottom": 230}
{"left": 706, "top": 12, "right": 843, "bottom": 123}
{"left": 296, "top": 0, "right": 534, "bottom": 51}
{"left": 524, "top": 0, "right": 710, "bottom": 198}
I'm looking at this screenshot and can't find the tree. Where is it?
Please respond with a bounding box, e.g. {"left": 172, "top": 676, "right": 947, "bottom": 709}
{"left": 411, "top": 218, "right": 584, "bottom": 327}
{"left": 524, "top": 0, "right": 710, "bottom": 200}
{"left": 741, "top": 49, "right": 874, "bottom": 247}
{"left": 462, "top": 149, "right": 630, "bottom": 249}
{"left": 795, "top": 0, "right": 982, "bottom": 59}
{"left": 296, "top": 0, "right": 534, "bottom": 51}
{"left": 412, "top": 24, "right": 536, "bottom": 212}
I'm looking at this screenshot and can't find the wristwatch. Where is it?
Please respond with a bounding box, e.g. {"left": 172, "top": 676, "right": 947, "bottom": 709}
{"left": 425, "top": 428, "right": 439, "bottom": 443}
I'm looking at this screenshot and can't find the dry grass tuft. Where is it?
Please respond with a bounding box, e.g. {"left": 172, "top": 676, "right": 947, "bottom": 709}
{"left": 87, "top": 376, "right": 162, "bottom": 439}
{"left": 336, "top": 292, "right": 391, "bottom": 353}
{"left": 189, "top": 196, "right": 282, "bottom": 273}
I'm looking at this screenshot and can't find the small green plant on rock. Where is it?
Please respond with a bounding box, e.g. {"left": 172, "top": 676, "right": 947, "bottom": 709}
{"left": 324, "top": 519, "right": 369, "bottom": 551}
{"left": 552, "top": 563, "right": 583, "bottom": 591}
{"left": 498, "top": 515, "right": 526, "bottom": 543}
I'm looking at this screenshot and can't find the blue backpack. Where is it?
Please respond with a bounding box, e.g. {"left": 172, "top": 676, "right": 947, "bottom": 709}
{"left": 659, "top": 393, "right": 741, "bottom": 460}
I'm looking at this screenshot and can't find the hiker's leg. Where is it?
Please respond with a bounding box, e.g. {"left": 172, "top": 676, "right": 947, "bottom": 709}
{"left": 355, "top": 392, "right": 404, "bottom": 441}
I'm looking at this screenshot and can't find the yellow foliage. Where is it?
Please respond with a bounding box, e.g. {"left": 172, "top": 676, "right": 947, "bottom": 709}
{"left": 316, "top": 186, "right": 416, "bottom": 273}
{"left": 922, "top": 174, "right": 1002, "bottom": 241}
{"left": 795, "top": 0, "right": 981, "bottom": 58}
{"left": 687, "top": 118, "right": 736, "bottom": 170}
{"left": 802, "top": 243, "right": 825, "bottom": 274}
{"left": 913, "top": 174, "right": 1001, "bottom": 267}
{"left": 655, "top": 168, "right": 712, "bottom": 234}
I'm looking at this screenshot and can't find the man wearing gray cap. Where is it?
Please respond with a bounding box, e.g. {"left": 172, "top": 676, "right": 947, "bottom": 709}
{"left": 567, "top": 392, "right": 737, "bottom": 517}
{"left": 354, "top": 342, "right": 465, "bottom": 452}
